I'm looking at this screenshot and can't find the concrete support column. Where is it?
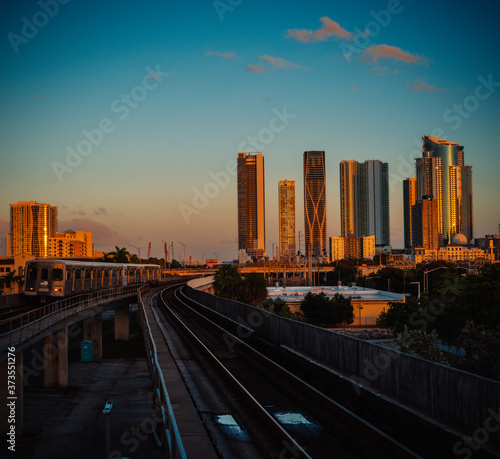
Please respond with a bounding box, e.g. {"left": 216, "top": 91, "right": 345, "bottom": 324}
{"left": 0, "top": 350, "right": 23, "bottom": 437}
{"left": 83, "top": 316, "right": 102, "bottom": 360}
{"left": 44, "top": 328, "right": 68, "bottom": 388}
{"left": 114, "top": 305, "right": 130, "bottom": 341}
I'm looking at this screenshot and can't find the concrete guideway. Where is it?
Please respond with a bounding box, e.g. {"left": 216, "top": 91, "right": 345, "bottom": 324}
{"left": 139, "top": 286, "right": 218, "bottom": 459}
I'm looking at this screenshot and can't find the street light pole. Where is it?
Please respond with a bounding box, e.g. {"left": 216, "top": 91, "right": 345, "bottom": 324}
{"left": 179, "top": 242, "right": 186, "bottom": 268}
{"left": 424, "top": 266, "right": 449, "bottom": 294}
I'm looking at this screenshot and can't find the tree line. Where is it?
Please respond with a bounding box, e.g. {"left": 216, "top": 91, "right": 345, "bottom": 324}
{"left": 213, "top": 265, "right": 354, "bottom": 326}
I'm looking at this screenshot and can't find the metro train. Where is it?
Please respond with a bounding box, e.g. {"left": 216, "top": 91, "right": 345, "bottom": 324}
{"left": 24, "top": 259, "right": 161, "bottom": 299}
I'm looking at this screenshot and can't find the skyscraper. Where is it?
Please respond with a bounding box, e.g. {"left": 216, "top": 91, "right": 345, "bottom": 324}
{"left": 304, "top": 151, "right": 327, "bottom": 258}
{"left": 365, "top": 160, "right": 390, "bottom": 246}
{"left": 418, "top": 136, "right": 473, "bottom": 245}
{"left": 279, "top": 180, "right": 296, "bottom": 262}
{"left": 461, "top": 165, "right": 474, "bottom": 242}
{"left": 416, "top": 154, "right": 443, "bottom": 244}
{"left": 10, "top": 201, "right": 58, "bottom": 257}
{"left": 339, "top": 160, "right": 358, "bottom": 237}
{"left": 403, "top": 178, "right": 417, "bottom": 249}
{"left": 237, "top": 152, "right": 266, "bottom": 260}
{"left": 339, "top": 159, "right": 390, "bottom": 247}
{"left": 411, "top": 196, "right": 439, "bottom": 250}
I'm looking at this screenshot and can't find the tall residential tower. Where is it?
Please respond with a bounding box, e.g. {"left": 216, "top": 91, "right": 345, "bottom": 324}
{"left": 10, "top": 201, "right": 58, "bottom": 257}
{"left": 403, "top": 178, "right": 417, "bottom": 249}
{"left": 417, "top": 136, "right": 473, "bottom": 244}
{"left": 339, "top": 159, "right": 390, "bottom": 247}
{"left": 237, "top": 152, "right": 266, "bottom": 260}
{"left": 279, "top": 180, "right": 296, "bottom": 262}
{"left": 304, "top": 151, "right": 327, "bottom": 258}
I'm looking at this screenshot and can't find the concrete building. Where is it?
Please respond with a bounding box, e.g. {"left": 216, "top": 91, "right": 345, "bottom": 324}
{"left": 237, "top": 152, "right": 266, "bottom": 261}
{"left": 10, "top": 201, "right": 58, "bottom": 257}
{"left": 329, "top": 235, "right": 375, "bottom": 261}
{"left": 339, "top": 160, "right": 358, "bottom": 238}
{"left": 0, "top": 253, "right": 35, "bottom": 294}
{"left": 339, "top": 159, "right": 390, "bottom": 248}
{"left": 403, "top": 178, "right": 417, "bottom": 249}
{"left": 47, "top": 230, "right": 93, "bottom": 258}
{"left": 473, "top": 234, "right": 500, "bottom": 261}
{"left": 278, "top": 180, "right": 296, "bottom": 262}
{"left": 411, "top": 196, "right": 439, "bottom": 251}
{"left": 413, "top": 234, "right": 494, "bottom": 265}
{"left": 304, "top": 151, "right": 327, "bottom": 258}
{"left": 267, "top": 284, "right": 405, "bottom": 327}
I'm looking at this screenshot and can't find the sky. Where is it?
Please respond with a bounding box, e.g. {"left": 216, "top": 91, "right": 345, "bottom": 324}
{"left": 1, "top": 0, "right": 499, "bottom": 262}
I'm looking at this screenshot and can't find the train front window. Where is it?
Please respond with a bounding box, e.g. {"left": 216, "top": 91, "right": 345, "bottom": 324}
{"left": 27, "top": 267, "right": 37, "bottom": 280}
{"left": 52, "top": 269, "right": 63, "bottom": 281}
{"left": 41, "top": 268, "right": 49, "bottom": 281}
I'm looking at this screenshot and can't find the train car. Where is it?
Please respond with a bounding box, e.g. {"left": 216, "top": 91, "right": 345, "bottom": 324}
{"left": 24, "top": 259, "right": 161, "bottom": 299}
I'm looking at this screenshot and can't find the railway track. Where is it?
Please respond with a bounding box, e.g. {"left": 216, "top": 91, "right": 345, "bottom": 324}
{"left": 157, "top": 284, "right": 420, "bottom": 458}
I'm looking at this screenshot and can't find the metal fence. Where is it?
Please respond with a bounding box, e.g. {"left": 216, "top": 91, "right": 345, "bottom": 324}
{"left": 137, "top": 286, "right": 186, "bottom": 459}
{"left": 0, "top": 285, "right": 139, "bottom": 352}
{"left": 186, "top": 286, "right": 500, "bottom": 446}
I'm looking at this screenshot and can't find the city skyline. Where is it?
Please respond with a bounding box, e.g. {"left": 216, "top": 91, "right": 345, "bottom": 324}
{"left": 1, "top": 1, "right": 500, "bottom": 261}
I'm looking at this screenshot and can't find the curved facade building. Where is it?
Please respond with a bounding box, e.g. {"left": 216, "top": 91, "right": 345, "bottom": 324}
{"left": 420, "top": 136, "right": 473, "bottom": 245}
{"left": 304, "top": 151, "right": 327, "bottom": 258}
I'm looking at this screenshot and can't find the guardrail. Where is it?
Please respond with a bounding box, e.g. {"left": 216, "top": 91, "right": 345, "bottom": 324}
{"left": 137, "top": 285, "right": 186, "bottom": 459}
{"left": 0, "top": 285, "right": 139, "bottom": 352}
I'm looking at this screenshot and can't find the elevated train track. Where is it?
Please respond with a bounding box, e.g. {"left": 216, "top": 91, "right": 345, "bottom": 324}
{"left": 157, "top": 283, "right": 420, "bottom": 458}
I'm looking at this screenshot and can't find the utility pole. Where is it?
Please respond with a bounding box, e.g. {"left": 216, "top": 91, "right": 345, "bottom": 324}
{"left": 179, "top": 242, "right": 186, "bottom": 268}
{"left": 308, "top": 244, "right": 312, "bottom": 286}
{"left": 162, "top": 240, "right": 170, "bottom": 269}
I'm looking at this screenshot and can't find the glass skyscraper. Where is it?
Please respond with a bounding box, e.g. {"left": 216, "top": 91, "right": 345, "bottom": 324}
{"left": 417, "top": 136, "right": 473, "bottom": 244}
{"left": 304, "top": 151, "right": 327, "bottom": 258}
{"left": 339, "top": 159, "right": 390, "bottom": 247}
{"left": 279, "top": 180, "right": 296, "bottom": 262}
{"left": 403, "top": 178, "right": 417, "bottom": 249}
{"left": 10, "top": 201, "right": 58, "bottom": 257}
{"left": 237, "top": 152, "right": 266, "bottom": 260}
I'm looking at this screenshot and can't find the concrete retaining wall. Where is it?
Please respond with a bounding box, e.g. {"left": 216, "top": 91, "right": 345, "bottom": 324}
{"left": 186, "top": 286, "right": 500, "bottom": 446}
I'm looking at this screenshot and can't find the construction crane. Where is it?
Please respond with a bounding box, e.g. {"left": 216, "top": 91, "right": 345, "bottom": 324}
{"left": 147, "top": 242, "right": 151, "bottom": 260}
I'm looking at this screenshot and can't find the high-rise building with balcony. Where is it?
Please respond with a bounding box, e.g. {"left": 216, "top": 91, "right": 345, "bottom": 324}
{"left": 304, "top": 151, "right": 327, "bottom": 258}
{"left": 47, "top": 230, "right": 93, "bottom": 258}
{"left": 418, "top": 136, "right": 473, "bottom": 245}
{"left": 10, "top": 201, "right": 58, "bottom": 257}
{"left": 237, "top": 152, "right": 266, "bottom": 260}
{"left": 339, "top": 159, "right": 390, "bottom": 247}
{"left": 403, "top": 178, "right": 417, "bottom": 249}
{"left": 278, "top": 180, "right": 296, "bottom": 262}
{"left": 411, "top": 196, "right": 439, "bottom": 250}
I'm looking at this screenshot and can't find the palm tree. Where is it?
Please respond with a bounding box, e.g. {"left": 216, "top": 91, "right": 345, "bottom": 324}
{"left": 107, "top": 246, "right": 130, "bottom": 263}
{"left": 240, "top": 273, "right": 268, "bottom": 306}
{"left": 213, "top": 264, "right": 241, "bottom": 300}
{"left": 98, "top": 252, "right": 115, "bottom": 262}
{"left": 0, "top": 271, "right": 24, "bottom": 294}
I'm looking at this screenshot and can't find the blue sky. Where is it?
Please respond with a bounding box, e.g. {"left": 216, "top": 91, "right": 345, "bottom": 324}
{"left": 1, "top": 0, "right": 499, "bottom": 261}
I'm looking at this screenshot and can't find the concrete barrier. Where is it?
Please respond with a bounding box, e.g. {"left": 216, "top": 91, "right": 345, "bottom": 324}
{"left": 185, "top": 286, "right": 500, "bottom": 448}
